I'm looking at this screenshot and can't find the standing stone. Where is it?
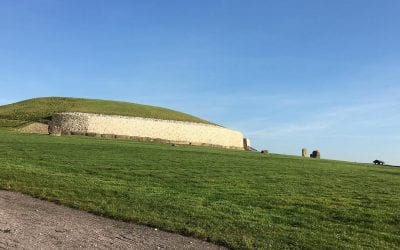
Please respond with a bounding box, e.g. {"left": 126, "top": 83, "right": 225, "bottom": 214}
{"left": 310, "top": 150, "right": 320, "bottom": 159}
{"left": 302, "top": 148, "right": 308, "bottom": 157}
{"left": 243, "top": 138, "right": 251, "bottom": 150}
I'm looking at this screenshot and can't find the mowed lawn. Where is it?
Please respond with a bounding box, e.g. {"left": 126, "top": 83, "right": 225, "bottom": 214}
{"left": 0, "top": 130, "right": 399, "bottom": 249}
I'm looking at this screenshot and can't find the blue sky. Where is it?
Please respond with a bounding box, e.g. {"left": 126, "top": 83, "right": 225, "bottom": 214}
{"left": 1, "top": 0, "right": 399, "bottom": 165}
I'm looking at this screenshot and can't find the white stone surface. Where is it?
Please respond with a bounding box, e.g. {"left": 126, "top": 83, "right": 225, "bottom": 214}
{"left": 49, "top": 112, "right": 245, "bottom": 149}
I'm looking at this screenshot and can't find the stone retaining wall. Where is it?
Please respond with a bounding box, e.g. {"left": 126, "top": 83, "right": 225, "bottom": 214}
{"left": 49, "top": 112, "right": 245, "bottom": 149}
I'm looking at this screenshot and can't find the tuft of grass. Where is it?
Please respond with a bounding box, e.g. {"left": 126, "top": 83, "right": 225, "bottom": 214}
{"left": 0, "top": 130, "right": 399, "bottom": 249}
{"left": 0, "top": 97, "right": 213, "bottom": 126}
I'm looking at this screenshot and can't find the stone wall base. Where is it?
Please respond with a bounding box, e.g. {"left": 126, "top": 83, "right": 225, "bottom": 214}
{"left": 56, "top": 131, "right": 244, "bottom": 150}
{"left": 49, "top": 112, "right": 245, "bottom": 150}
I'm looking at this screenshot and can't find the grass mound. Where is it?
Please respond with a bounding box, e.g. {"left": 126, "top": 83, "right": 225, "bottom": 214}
{"left": 0, "top": 97, "right": 212, "bottom": 127}
{"left": 0, "top": 130, "right": 399, "bottom": 249}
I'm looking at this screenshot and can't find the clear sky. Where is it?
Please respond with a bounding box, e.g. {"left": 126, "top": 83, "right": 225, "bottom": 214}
{"left": 1, "top": 0, "right": 399, "bottom": 165}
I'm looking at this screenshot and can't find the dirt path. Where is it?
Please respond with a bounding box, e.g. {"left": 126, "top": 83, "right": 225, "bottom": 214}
{"left": 0, "top": 190, "right": 226, "bottom": 249}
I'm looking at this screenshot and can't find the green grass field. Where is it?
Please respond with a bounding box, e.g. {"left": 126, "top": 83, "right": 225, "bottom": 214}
{"left": 0, "top": 97, "right": 212, "bottom": 127}
{"left": 1, "top": 130, "right": 399, "bottom": 249}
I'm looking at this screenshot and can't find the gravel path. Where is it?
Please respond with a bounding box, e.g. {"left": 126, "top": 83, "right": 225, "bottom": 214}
{"left": 0, "top": 190, "right": 226, "bottom": 249}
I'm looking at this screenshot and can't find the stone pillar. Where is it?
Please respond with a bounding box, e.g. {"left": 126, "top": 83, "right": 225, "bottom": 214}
{"left": 243, "top": 138, "right": 251, "bottom": 150}
{"left": 310, "top": 150, "right": 320, "bottom": 159}
{"left": 302, "top": 148, "right": 308, "bottom": 157}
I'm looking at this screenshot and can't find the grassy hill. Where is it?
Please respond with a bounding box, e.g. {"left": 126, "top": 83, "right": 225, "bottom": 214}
{"left": 0, "top": 130, "right": 399, "bottom": 249}
{"left": 0, "top": 97, "right": 213, "bottom": 127}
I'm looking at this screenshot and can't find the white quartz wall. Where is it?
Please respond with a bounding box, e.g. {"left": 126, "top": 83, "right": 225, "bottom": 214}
{"left": 50, "top": 112, "right": 245, "bottom": 149}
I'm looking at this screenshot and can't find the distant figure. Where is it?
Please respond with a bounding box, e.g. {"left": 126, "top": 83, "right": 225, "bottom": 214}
{"left": 373, "top": 160, "right": 385, "bottom": 165}
{"left": 310, "top": 150, "right": 320, "bottom": 159}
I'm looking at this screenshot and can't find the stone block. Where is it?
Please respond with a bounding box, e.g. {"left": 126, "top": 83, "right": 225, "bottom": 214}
{"left": 310, "top": 150, "right": 320, "bottom": 159}
{"left": 302, "top": 148, "right": 308, "bottom": 157}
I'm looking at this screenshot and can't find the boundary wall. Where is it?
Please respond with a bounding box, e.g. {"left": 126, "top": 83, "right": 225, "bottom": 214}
{"left": 49, "top": 112, "right": 245, "bottom": 149}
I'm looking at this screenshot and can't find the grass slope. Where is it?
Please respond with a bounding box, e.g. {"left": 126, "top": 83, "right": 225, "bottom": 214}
{"left": 0, "top": 97, "right": 212, "bottom": 127}
{"left": 0, "top": 130, "right": 399, "bottom": 249}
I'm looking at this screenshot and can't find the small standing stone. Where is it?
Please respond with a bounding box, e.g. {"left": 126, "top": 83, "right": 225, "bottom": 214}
{"left": 243, "top": 138, "right": 251, "bottom": 150}
{"left": 302, "top": 148, "right": 308, "bottom": 157}
{"left": 310, "top": 150, "right": 320, "bottom": 159}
